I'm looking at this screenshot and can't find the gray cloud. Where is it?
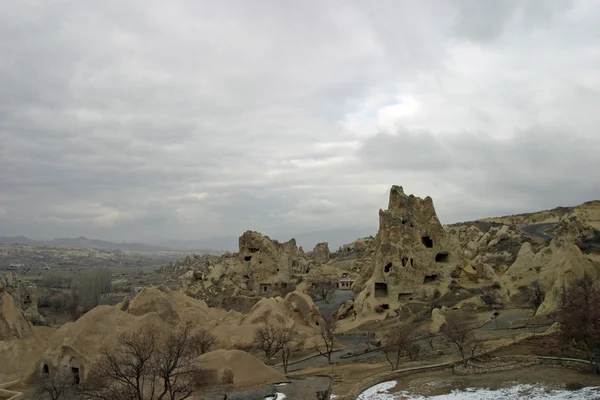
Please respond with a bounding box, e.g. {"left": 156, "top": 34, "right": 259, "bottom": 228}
{"left": 0, "top": 0, "right": 599, "bottom": 244}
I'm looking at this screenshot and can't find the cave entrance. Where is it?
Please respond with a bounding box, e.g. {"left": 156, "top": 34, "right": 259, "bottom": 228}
{"left": 42, "top": 364, "right": 49, "bottom": 375}
{"left": 398, "top": 293, "right": 413, "bottom": 301}
{"left": 424, "top": 274, "right": 438, "bottom": 284}
{"left": 384, "top": 263, "right": 392, "bottom": 273}
{"left": 374, "top": 282, "right": 388, "bottom": 298}
{"left": 435, "top": 253, "right": 449, "bottom": 263}
{"left": 71, "top": 367, "right": 80, "bottom": 384}
{"left": 401, "top": 258, "right": 408, "bottom": 267}
{"left": 244, "top": 256, "right": 252, "bottom": 262}
{"left": 421, "top": 236, "right": 434, "bottom": 248}
{"left": 380, "top": 304, "right": 389, "bottom": 310}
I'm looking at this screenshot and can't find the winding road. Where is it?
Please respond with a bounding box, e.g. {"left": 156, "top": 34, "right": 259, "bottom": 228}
{"left": 520, "top": 222, "right": 555, "bottom": 241}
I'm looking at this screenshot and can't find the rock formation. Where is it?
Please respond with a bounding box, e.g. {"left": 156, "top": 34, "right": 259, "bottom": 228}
{"left": 501, "top": 240, "right": 598, "bottom": 315}
{"left": 198, "top": 349, "right": 286, "bottom": 390}
{"left": 33, "top": 286, "right": 323, "bottom": 384}
{"left": 311, "top": 242, "right": 330, "bottom": 265}
{"left": 1, "top": 273, "right": 45, "bottom": 325}
{"left": 0, "top": 282, "right": 33, "bottom": 341}
{"left": 350, "top": 186, "right": 461, "bottom": 321}
{"left": 446, "top": 222, "right": 536, "bottom": 279}
{"left": 178, "top": 231, "right": 315, "bottom": 311}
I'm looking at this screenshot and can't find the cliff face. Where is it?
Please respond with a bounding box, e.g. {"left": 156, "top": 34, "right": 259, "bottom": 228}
{"left": 352, "top": 186, "right": 461, "bottom": 319}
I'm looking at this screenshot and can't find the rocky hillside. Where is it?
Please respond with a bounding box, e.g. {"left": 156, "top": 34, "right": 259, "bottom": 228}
{"left": 164, "top": 231, "right": 337, "bottom": 312}
{"left": 331, "top": 187, "right": 600, "bottom": 332}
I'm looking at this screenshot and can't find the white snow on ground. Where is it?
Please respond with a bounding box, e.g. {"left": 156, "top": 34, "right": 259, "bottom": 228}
{"left": 264, "top": 393, "right": 286, "bottom": 400}
{"left": 357, "top": 380, "right": 398, "bottom": 400}
{"left": 357, "top": 382, "right": 600, "bottom": 399}
{"left": 274, "top": 382, "right": 289, "bottom": 386}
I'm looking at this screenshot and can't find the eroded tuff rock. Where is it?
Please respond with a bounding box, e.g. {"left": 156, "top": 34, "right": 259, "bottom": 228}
{"left": 1, "top": 273, "right": 44, "bottom": 326}
{"left": 0, "top": 278, "right": 33, "bottom": 340}
{"left": 311, "top": 242, "right": 330, "bottom": 265}
{"left": 351, "top": 186, "right": 462, "bottom": 319}
{"left": 446, "top": 222, "right": 536, "bottom": 278}
{"left": 178, "top": 231, "right": 315, "bottom": 311}
{"left": 501, "top": 240, "right": 598, "bottom": 315}
{"left": 34, "top": 286, "right": 322, "bottom": 384}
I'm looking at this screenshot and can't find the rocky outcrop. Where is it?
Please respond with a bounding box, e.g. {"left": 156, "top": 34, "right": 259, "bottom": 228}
{"left": 198, "top": 350, "right": 286, "bottom": 389}
{"left": 447, "top": 223, "right": 535, "bottom": 274}
{"left": 312, "top": 242, "right": 330, "bottom": 265}
{"left": 351, "top": 186, "right": 461, "bottom": 320}
{"left": 178, "top": 231, "right": 312, "bottom": 311}
{"left": 428, "top": 308, "right": 446, "bottom": 334}
{"left": 0, "top": 273, "right": 44, "bottom": 328}
{"left": 0, "top": 281, "right": 33, "bottom": 340}
{"left": 501, "top": 240, "right": 598, "bottom": 315}
{"left": 34, "top": 286, "right": 322, "bottom": 384}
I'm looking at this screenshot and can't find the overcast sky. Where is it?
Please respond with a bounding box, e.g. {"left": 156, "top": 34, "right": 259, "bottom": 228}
{"left": 1, "top": 0, "right": 599, "bottom": 243}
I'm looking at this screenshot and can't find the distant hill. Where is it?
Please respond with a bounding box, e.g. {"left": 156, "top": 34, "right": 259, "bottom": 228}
{"left": 0, "top": 226, "right": 376, "bottom": 254}
{"left": 155, "top": 227, "right": 376, "bottom": 253}
{"left": 0, "top": 236, "right": 171, "bottom": 252}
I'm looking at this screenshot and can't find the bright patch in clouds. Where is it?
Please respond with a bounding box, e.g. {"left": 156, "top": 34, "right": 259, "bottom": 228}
{"left": 0, "top": 0, "right": 599, "bottom": 243}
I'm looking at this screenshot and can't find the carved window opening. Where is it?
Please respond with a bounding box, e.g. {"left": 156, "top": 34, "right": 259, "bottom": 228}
{"left": 375, "top": 282, "right": 388, "bottom": 298}
{"left": 421, "top": 236, "right": 433, "bottom": 248}
{"left": 435, "top": 253, "right": 449, "bottom": 263}
{"left": 384, "top": 263, "right": 392, "bottom": 273}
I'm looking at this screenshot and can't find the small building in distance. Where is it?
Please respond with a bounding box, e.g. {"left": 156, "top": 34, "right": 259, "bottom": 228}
{"left": 339, "top": 276, "right": 354, "bottom": 290}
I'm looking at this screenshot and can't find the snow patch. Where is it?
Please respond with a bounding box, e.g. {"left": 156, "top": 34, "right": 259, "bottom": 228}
{"left": 358, "top": 382, "right": 600, "bottom": 399}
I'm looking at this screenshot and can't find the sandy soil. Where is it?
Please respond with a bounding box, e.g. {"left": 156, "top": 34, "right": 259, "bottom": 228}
{"left": 388, "top": 365, "right": 600, "bottom": 396}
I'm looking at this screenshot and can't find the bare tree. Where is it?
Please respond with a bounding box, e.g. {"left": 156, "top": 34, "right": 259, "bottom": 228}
{"left": 381, "top": 329, "right": 413, "bottom": 370}
{"left": 33, "top": 368, "right": 78, "bottom": 400}
{"left": 307, "top": 267, "right": 338, "bottom": 303}
{"left": 426, "top": 335, "right": 435, "bottom": 350}
{"left": 278, "top": 327, "right": 299, "bottom": 374}
{"left": 82, "top": 325, "right": 160, "bottom": 400}
{"left": 254, "top": 325, "right": 285, "bottom": 362}
{"left": 154, "top": 322, "right": 202, "bottom": 400}
{"left": 189, "top": 329, "right": 218, "bottom": 356}
{"left": 441, "top": 314, "right": 480, "bottom": 366}
{"left": 559, "top": 274, "right": 600, "bottom": 373}
{"left": 528, "top": 281, "right": 545, "bottom": 313}
{"left": 407, "top": 343, "right": 420, "bottom": 361}
{"left": 82, "top": 323, "right": 201, "bottom": 400}
{"left": 361, "top": 332, "right": 376, "bottom": 351}
{"left": 314, "top": 316, "right": 338, "bottom": 364}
